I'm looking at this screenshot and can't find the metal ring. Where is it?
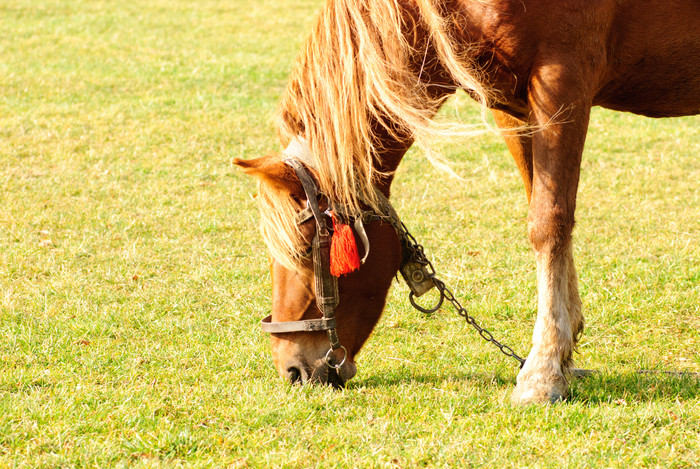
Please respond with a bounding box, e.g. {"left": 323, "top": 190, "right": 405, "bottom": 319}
{"left": 409, "top": 290, "right": 444, "bottom": 314}
{"left": 324, "top": 345, "right": 347, "bottom": 370}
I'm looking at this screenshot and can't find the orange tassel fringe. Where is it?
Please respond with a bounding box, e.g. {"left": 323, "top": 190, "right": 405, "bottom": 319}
{"left": 329, "top": 212, "right": 361, "bottom": 276}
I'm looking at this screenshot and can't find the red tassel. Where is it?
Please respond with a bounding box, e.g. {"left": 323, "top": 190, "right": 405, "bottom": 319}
{"left": 329, "top": 212, "right": 361, "bottom": 276}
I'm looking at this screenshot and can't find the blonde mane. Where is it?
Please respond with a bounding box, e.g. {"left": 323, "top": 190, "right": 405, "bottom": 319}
{"left": 262, "top": 0, "right": 493, "bottom": 269}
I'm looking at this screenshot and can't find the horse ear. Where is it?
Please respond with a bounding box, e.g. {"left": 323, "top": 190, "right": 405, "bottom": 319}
{"left": 234, "top": 156, "right": 304, "bottom": 199}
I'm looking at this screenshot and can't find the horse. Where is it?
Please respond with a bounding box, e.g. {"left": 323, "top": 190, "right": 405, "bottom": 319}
{"left": 235, "top": 0, "right": 700, "bottom": 404}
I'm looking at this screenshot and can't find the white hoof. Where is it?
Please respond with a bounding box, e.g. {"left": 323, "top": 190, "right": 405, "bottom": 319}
{"left": 511, "top": 375, "right": 568, "bottom": 405}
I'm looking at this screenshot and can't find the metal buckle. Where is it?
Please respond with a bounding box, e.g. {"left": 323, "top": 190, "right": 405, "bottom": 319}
{"left": 324, "top": 345, "right": 347, "bottom": 370}
{"left": 399, "top": 259, "right": 436, "bottom": 297}
{"left": 408, "top": 289, "right": 443, "bottom": 314}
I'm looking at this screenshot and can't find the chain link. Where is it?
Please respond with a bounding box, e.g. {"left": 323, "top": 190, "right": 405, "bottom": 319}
{"left": 393, "top": 216, "right": 526, "bottom": 368}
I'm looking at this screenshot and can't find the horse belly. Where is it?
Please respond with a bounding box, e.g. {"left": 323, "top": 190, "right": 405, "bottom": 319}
{"left": 594, "top": 0, "right": 700, "bottom": 117}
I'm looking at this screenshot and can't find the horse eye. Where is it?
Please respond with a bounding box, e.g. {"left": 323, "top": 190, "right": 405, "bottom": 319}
{"left": 301, "top": 245, "right": 313, "bottom": 257}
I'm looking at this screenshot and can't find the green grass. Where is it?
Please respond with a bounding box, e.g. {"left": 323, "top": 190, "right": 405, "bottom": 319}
{"left": 1, "top": 0, "right": 698, "bottom": 467}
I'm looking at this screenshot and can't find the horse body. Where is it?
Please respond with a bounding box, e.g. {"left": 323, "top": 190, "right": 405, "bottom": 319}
{"left": 237, "top": 0, "right": 699, "bottom": 403}
{"left": 462, "top": 0, "right": 700, "bottom": 118}
{"left": 595, "top": 0, "right": 700, "bottom": 117}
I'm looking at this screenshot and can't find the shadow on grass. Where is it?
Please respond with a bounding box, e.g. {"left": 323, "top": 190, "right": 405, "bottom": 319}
{"left": 351, "top": 367, "right": 700, "bottom": 405}
{"left": 570, "top": 371, "right": 700, "bottom": 404}
{"left": 350, "top": 369, "right": 516, "bottom": 389}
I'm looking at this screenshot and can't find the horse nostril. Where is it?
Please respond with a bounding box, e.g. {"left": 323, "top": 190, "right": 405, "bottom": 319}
{"left": 287, "top": 367, "right": 302, "bottom": 383}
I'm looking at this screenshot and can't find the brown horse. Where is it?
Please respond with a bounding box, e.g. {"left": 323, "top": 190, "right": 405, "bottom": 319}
{"left": 236, "top": 0, "right": 700, "bottom": 403}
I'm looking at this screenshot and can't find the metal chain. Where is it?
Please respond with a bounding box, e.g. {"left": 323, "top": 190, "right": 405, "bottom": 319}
{"left": 433, "top": 279, "right": 525, "bottom": 366}
{"left": 395, "top": 216, "right": 526, "bottom": 368}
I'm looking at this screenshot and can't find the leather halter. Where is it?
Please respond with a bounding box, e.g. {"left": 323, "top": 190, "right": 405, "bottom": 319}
{"left": 259, "top": 156, "right": 412, "bottom": 370}
{"left": 260, "top": 158, "right": 346, "bottom": 367}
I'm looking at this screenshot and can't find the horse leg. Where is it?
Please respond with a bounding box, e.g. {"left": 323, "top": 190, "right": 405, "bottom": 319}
{"left": 492, "top": 110, "right": 534, "bottom": 202}
{"left": 493, "top": 109, "right": 585, "bottom": 346}
{"left": 505, "top": 91, "right": 589, "bottom": 404}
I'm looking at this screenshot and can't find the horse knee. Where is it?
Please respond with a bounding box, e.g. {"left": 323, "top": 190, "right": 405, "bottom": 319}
{"left": 527, "top": 204, "right": 575, "bottom": 254}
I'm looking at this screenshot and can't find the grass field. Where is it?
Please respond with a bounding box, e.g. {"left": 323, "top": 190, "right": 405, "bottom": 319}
{"left": 1, "top": 0, "right": 699, "bottom": 467}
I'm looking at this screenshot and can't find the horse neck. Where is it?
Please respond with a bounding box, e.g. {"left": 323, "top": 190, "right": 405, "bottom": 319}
{"left": 371, "top": 94, "right": 458, "bottom": 198}
{"left": 371, "top": 128, "right": 413, "bottom": 198}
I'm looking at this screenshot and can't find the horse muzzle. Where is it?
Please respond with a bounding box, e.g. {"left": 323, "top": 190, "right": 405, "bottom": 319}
{"left": 280, "top": 352, "right": 357, "bottom": 388}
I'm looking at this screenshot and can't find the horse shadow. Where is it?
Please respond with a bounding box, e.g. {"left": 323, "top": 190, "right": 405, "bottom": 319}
{"left": 569, "top": 370, "right": 700, "bottom": 405}
{"left": 351, "top": 368, "right": 515, "bottom": 389}
{"left": 351, "top": 368, "right": 700, "bottom": 404}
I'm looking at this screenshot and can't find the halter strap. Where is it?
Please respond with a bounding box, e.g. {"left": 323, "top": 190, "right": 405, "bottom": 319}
{"left": 276, "top": 159, "right": 342, "bottom": 353}
{"left": 286, "top": 158, "right": 326, "bottom": 235}
{"left": 261, "top": 315, "right": 335, "bottom": 333}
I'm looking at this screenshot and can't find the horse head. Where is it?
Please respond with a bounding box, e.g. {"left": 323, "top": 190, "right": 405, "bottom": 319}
{"left": 235, "top": 154, "right": 402, "bottom": 387}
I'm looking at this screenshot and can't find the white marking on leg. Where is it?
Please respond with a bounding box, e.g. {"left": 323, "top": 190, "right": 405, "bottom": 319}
{"left": 514, "top": 248, "right": 573, "bottom": 403}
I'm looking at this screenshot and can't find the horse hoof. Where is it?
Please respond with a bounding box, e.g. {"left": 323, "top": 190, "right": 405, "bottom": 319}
{"left": 511, "top": 381, "right": 568, "bottom": 405}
